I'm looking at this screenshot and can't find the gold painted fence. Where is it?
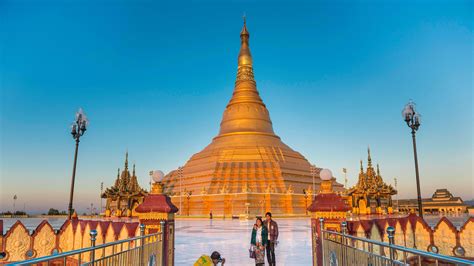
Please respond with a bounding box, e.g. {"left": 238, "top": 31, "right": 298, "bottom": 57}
{"left": 0, "top": 219, "right": 155, "bottom": 264}
{"left": 3, "top": 223, "right": 164, "bottom": 266}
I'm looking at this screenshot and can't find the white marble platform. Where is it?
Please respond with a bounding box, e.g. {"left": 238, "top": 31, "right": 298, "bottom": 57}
{"left": 175, "top": 218, "right": 313, "bottom": 265}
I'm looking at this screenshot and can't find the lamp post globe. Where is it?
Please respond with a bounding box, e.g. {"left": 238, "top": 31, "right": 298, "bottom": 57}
{"left": 67, "top": 108, "right": 89, "bottom": 220}
{"left": 402, "top": 100, "right": 423, "bottom": 218}
{"left": 319, "top": 169, "right": 333, "bottom": 181}
{"left": 151, "top": 170, "right": 165, "bottom": 183}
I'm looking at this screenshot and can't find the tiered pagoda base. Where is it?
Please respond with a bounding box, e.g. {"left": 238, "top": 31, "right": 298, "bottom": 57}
{"left": 170, "top": 192, "right": 314, "bottom": 217}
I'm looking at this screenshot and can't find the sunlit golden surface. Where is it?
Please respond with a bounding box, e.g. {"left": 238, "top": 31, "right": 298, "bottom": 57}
{"left": 162, "top": 21, "right": 343, "bottom": 216}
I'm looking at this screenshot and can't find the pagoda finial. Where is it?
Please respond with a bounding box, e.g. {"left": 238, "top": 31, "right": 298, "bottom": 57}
{"left": 360, "top": 160, "right": 364, "bottom": 173}
{"left": 367, "top": 146, "right": 372, "bottom": 167}
{"left": 238, "top": 17, "right": 252, "bottom": 68}
{"left": 124, "top": 151, "right": 129, "bottom": 170}
{"left": 133, "top": 163, "right": 136, "bottom": 176}
{"left": 115, "top": 168, "right": 120, "bottom": 187}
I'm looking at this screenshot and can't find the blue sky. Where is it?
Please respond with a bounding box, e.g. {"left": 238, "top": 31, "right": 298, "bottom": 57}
{"left": 1, "top": 1, "right": 472, "bottom": 213}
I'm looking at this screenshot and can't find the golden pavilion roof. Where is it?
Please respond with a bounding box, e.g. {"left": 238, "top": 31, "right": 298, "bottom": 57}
{"left": 102, "top": 152, "right": 147, "bottom": 198}
{"left": 347, "top": 148, "right": 397, "bottom": 196}
{"left": 162, "top": 21, "right": 343, "bottom": 195}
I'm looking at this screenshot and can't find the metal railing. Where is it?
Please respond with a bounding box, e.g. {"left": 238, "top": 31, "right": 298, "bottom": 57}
{"left": 9, "top": 221, "right": 166, "bottom": 266}
{"left": 319, "top": 218, "right": 474, "bottom": 266}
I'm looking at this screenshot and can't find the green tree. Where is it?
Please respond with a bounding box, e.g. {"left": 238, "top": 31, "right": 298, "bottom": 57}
{"left": 47, "top": 208, "right": 60, "bottom": 215}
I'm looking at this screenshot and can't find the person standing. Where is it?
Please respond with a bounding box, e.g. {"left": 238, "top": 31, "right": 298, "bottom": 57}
{"left": 250, "top": 217, "right": 268, "bottom": 266}
{"left": 265, "top": 212, "right": 278, "bottom": 266}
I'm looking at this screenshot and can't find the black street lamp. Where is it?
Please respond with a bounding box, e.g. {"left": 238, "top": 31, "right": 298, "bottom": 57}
{"left": 402, "top": 101, "right": 423, "bottom": 218}
{"left": 67, "top": 108, "right": 89, "bottom": 220}
{"left": 303, "top": 189, "right": 308, "bottom": 215}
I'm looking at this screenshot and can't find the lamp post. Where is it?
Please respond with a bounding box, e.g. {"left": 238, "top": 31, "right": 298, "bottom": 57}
{"left": 13, "top": 195, "right": 17, "bottom": 214}
{"left": 68, "top": 108, "right": 88, "bottom": 220}
{"left": 100, "top": 182, "right": 103, "bottom": 215}
{"left": 303, "top": 189, "right": 308, "bottom": 215}
{"left": 394, "top": 178, "right": 398, "bottom": 213}
{"left": 402, "top": 101, "right": 423, "bottom": 218}
{"left": 186, "top": 191, "right": 192, "bottom": 216}
{"left": 310, "top": 164, "right": 317, "bottom": 194}
{"left": 342, "top": 168, "right": 347, "bottom": 189}
{"left": 178, "top": 166, "right": 183, "bottom": 216}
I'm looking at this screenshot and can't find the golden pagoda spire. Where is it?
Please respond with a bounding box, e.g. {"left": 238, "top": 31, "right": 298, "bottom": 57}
{"left": 216, "top": 19, "right": 277, "bottom": 138}
{"left": 360, "top": 160, "right": 364, "bottom": 173}
{"left": 238, "top": 16, "right": 252, "bottom": 69}
{"left": 133, "top": 163, "right": 136, "bottom": 176}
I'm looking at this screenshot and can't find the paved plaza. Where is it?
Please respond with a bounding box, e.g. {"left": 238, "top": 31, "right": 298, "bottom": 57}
{"left": 175, "top": 218, "right": 313, "bottom": 265}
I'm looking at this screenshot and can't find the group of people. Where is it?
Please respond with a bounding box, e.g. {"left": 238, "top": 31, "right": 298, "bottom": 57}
{"left": 250, "top": 212, "right": 278, "bottom": 266}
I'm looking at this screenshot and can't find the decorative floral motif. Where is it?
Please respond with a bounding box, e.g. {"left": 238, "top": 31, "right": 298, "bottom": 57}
{"left": 33, "top": 223, "right": 55, "bottom": 257}
{"left": 236, "top": 66, "right": 255, "bottom": 83}
{"left": 4, "top": 222, "right": 30, "bottom": 261}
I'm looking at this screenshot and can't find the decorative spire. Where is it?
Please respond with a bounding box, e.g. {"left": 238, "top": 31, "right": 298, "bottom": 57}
{"left": 115, "top": 168, "right": 120, "bottom": 187}
{"left": 237, "top": 17, "right": 253, "bottom": 78}
{"left": 360, "top": 160, "right": 364, "bottom": 173}
{"left": 216, "top": 19, "right": 276, "bottom": 137}
{"left": 367, "top": 146, "right": 372, "bottom": 167}
{"left": 133, "top": 163, "right": 136, "bottom": 176}
{"left": 124, "top": 151, "right": 129, "bottom": 170}
{"left": 377, "top": 163, "right": 381, "bottom": 176}
{"left": 240, "top": 15, "right": 249, "bottom": 37}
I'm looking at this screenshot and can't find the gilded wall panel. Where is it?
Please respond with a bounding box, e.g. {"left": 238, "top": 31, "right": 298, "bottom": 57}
{"left": 94, "top": 225, "right": 105, "bottom": 259}
{"left": 355, "top": 226, "right": 366, "bottom": 250}
{"left": 59, "top": 222, "right": 74, "bottom": 252}
{"left": 73, "top": 223, "right": 83, "bottom": 260}
{"left": 433, "top": 221, "right": 456, "bottom": 256}
{"left": 394, "top": 222, "right": 405, "bottom": 247}
{"left": 459, "top": 220, "right": 474, "bottom": 257}
{"left": 369, "top": 225, "right": 382, "bottom": 255}
{"left": 82, "top": 224, "right": 91, "bottom": 262}
{"left": 32, "top": 222, "right": 56, "bottom": 257}
{"left": 405, "top": 222, "right": 415, "bottom": 248}
{"left": 118, "top": 226, "right": 130, "bottom": 251}
{"left": 4, "top": 222, "right": 31, "bottom": 262}
{"left": 104, "top": 225, "right": 116, "bottom": 257}
{"left": 414, "top": 221, "right": 430, "bottom": 251}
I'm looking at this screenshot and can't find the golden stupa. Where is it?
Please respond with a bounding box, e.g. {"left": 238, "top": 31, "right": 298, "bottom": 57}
{"left": 162, "top": 20, "right": 343, "bottom": 216}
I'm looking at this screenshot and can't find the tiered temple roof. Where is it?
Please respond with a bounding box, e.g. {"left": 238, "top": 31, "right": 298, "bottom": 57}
{"left": 347, "top": 148, "right": 397, "bottom": 197}
{"left": 102, "top": 152, "right": 147, "bottom": 199}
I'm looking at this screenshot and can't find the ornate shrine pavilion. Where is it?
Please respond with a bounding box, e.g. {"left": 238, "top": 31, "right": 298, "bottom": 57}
{"left": 346, "top": 148, "right": 397, "bottom": 215}
{"left": 102, "top": 152, "right": 148, "bottom": 217}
